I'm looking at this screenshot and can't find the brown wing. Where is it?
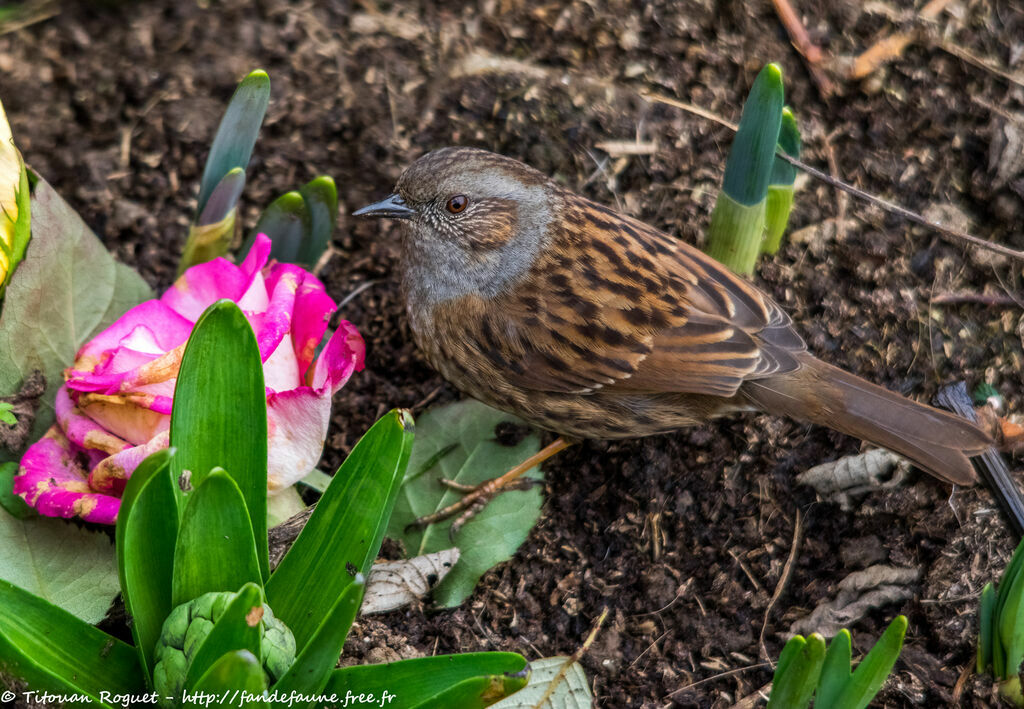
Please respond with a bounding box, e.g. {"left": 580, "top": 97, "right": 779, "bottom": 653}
{"left": 462, "top": 194, "right": 807, "bottom": 398}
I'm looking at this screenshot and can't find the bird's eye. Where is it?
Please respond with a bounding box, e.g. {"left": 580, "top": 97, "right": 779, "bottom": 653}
{"left": 445, "top": 194, "right": 469, "bottom": 214}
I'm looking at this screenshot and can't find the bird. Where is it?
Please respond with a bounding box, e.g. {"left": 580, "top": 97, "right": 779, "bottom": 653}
{"left": 354, "top": 146, "right": 991, "bottom": 535}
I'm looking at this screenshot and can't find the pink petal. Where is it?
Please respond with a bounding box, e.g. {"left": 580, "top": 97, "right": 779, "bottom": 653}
{"left": 266, "top": 387, "right": 332, "bottom": 491}
{"left": 266, "top": 264, "right": 335, "bottom": 378}
{"left": 13, "top": 426, "right": 121, "bottom": 524}
{"left": 88, "top": 431, "right": 170, "bottom": 495}
{"left": 310, "top": 320, "right": 365, "bottom": 394}
{"left": 161, "top": 234, "right": 272, "bottom": 322}
{"left": 55, "top": 386, "right": 132, "bottom": 454}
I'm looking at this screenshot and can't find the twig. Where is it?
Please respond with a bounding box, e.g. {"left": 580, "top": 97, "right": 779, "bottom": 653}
{"left": 644, "top": 90, "right": 1024, "bottom": 264}
{"left": 849, "top": 0, "right": 955, "bottom": 80}
{"left": 760, "top": 509, "right": 803, "bottom": 662}
{"left": 535, "top": 607, "right": 610, "bottom": 705}
{"left": 667, "top": 662, "right": 772, "bottom": 697}
{"left": 939, "top": 40, "right": 1024, "bottom": 90}
{"left": 931, "top": 292, "right": 1022, "bottom": 307}
{"left": 770, "top": 0, "right": 836, "bottom": 97}
{"left": 777, "top": 152, "right": 1024, "bottom": 263}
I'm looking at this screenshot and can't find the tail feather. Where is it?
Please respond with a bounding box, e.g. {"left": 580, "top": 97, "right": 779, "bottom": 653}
{"left": 744, "top": 355, "right": 991, "bottom": 486}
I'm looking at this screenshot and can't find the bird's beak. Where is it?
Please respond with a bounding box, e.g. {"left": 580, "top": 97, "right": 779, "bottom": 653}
{"left": 352, "top": 194, "right": 415, "bottom": 220}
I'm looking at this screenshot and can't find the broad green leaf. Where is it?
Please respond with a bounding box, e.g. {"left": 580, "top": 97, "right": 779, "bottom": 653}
{"left": 116, "top": 447, "right": 178, "bottom": 681}
{"left": 762, "top": 107, "right": 801, "bottom": 255}
{"left": 979, "top": 582, "right": 996, "bottom": 673}
{"left": 721, "top": 63, "right": 784, "bottom": 206}
{"left": 196, "top": 71, "right": 270, "bottom": 216}
{"left": 767, "top": 634, "right": 823, "bottom": 709}
{"left": 186, "top": 583, "right": 264, "bottom": 688}
{"left": 242, "top": 191, "right": 309, "bottom": 265}
{"left": 172, "top": 469, "right": 262, "bottom": 606}
{"left": 488, "top": 656, "right": 586, "bottom": 709}
{"left": 0, "top": 460, "right": 33, "bottom": 518}
{"left": 836, "top": 616, "right": 906, "bottom": 709}
{"left": 297, "top": 468, "right": 332, "bottom": 494}
{"left": 1000, "top": 552, "right": 1024, "bottom": 675}
{"left": 192, "top": 650, "right": 267, "bottom": 707}
{"left": 297, "top": 176, "right": 337, "bottom": 266}
{"left": 326, "top": 652, "right": 529, "bottom": 709}
{"left": 267, "top": 409, "right": 413, "bottom": 650}
{"left": 0, "top": 175, "right": 152, "bottom": 463}
{"left": 170, "top": 299, "right": 268, "bottom": 580}
{"left": 270, "top": 576, "right": 364, "bottom": 702}
{"left": 0, "top": 508, "right": 119, "bottom": 624}
{"left": 704, "top": 194, "right": 767, "bottom": 277}
{"left": 0, "top": 578, "right": 143, "bottom": 703}
{"left": 387, "top": 400, "right": 542, "bottom": 608}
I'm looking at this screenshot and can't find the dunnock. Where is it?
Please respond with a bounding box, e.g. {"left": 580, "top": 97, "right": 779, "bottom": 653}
{"left": 355, "top": 147, "right": 990, "bottom": 532}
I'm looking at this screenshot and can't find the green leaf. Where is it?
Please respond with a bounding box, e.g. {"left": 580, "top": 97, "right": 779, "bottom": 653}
{"left": 327, "top": 653, "right": 528, "bottom": 709}
{"left": 197, "top": 167, "right": 246, "bottom": 226}
{"left": 170, "top": 299, "right": 269, "bottom": 580}
{"left": 266, "top": 409, "right": 414, "bottom": 651}
{"left": 186, "top": 583, "right": 264, "bottom": 688}
{"left": 115, "top": 448, "right": 178, "bottom": 681}
{"left": 834, "top": 615, "right": 907, "bottom": 709}
{"left": 0, "top": 509, "right": 119, "bottom": 624}
{"left": 704, "top": 193, "right": 767, "bottom": 277}
{"left": 0, "top": 578, "right": 143, "bottom": 703}
{"left": 766, "top": 634, "right": 823, "bottom": 709}
{"left": 270, "top": 576, "right": 364, "bottom": 702}
{"left": 387, "top": 400, "right": 543, "bottom": 608}
{"left": 487, "top": 656, "right": 585, "bottom": 709}
{"left": 267, "top": 485, "right": 307, "bottom": 528}
{"left": 192, "top": 650, "right": 268, "bottom": 706}
{"left": 980, "top": 582, "right": 996, "bottom": 674}
{"left": 172, "top": 469, "right": 262, "bottom": 606}
{"left": 0, "top": 460, "right": 33, "bottom": 518}
{"left": 297, "top": 176, "right": 337, "bottom": 266}
{"left": 196, "top": 70, "right": 270, "bottom": 217}
{"left": 721, "top": 63, "right": 785, "bottom": 206}
{"left": 0, "top": 401, "right": 16, "bottom": 425}
{"left": 0, "top": 175, "right": 152, "bottom": 463}
{"left": 297, "top": 468, "right": 332, "bottom": 494}
{"left": 1000, "top": 551, "right": 1024, "bottom": 678}
{"left": 242, "top": 191, "right": 310, "bottom": 266}
{"left": 817, "top": 629, "right": 853, "bottom": 706}
{"left": 762, "top": 107, "right": 801, "bottom": 256}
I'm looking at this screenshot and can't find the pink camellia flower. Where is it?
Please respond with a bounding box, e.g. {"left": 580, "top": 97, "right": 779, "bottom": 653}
{"left": 13, "top": 234, "right": 364, "bottom": 524}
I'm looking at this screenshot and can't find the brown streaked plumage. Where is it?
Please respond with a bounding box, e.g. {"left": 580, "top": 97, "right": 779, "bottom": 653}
{"left": 355, "top": 147, "right": 990, "bottom": 525}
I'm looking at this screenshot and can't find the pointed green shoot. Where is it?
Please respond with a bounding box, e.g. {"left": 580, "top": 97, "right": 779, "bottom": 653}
{"left": 766, "top": 633, "right": 824, "bottom": 709}
{"left": 172, "top": 469, "right": 262, "bottom": 606}
{"left": 297, "top": 176, "right": 337, "bottom": 266}
{"left": 266, "top": 409, "right": 414, "bottom": 651}
{"left": 326, "top": 653, "right": 529, "bottom": 709}
{"left": 196, "top": 70, "right": 270, "bottom": 217}
{"left": 185, "top": 583, "right": 264, "bottom": 688}
{"left": 116, "top": 447, "right": 178, "bottom": 682}
{"left": 762, "top": 107, "right": 801, "bottom": 254}
{"left": 816, "top": 629, "right": 853, "bottom": 706}
{"left": 979, "top": 582, "right": 996, "bottom": 674}
{"left": 705, "top": 63, "right": 784, "bottom": 275}
{"left": 192, "top": 650, "right": 267, "bottom": 706}
{"left": 241, "top": 191, "right": 310, "bottom": 265}
{"left": 833, "top": 615, "right": 907, "bottom": 709}
{"left": 270, "top": 576, "right": 365, "bottom": 701}
{"left": 170, "top": 299, "right": 269, "bottom": 580}
{"left": 0, "top": 579, "right": 144, "bottom": 703}
{"left": 179, "top": 168, "right": 247, "bottom": 275}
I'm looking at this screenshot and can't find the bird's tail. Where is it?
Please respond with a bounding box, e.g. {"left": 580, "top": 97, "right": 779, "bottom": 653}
{"left": 743, "top": 354, "right": 991, "bottom": 485}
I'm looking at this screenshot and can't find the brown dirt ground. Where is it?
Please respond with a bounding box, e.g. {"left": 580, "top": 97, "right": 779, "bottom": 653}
{"left": 2, "top": 0, "right": 1024, "bottom": 706}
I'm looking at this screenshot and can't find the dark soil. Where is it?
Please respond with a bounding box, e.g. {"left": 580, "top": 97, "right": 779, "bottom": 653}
{"left": 2, "top": 0, "right": 1024, "bottom": 706}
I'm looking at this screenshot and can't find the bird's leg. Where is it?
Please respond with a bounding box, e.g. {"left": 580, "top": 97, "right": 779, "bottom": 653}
{"left": 406, "top": 437, "right": 573, "bottom": 539}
